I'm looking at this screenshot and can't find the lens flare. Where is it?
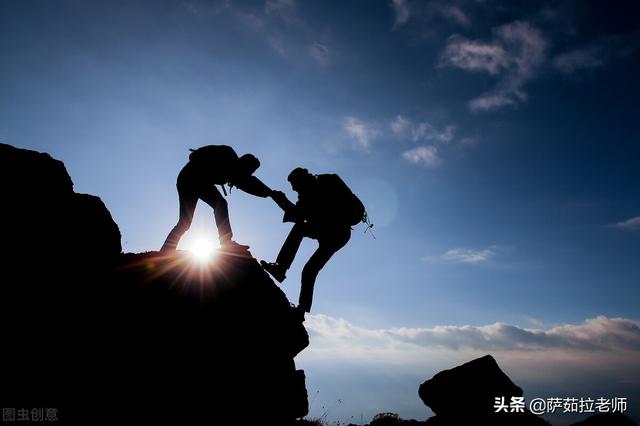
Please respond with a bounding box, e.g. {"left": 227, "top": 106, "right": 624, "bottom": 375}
{"left": 188, "top": 238, "right": 216, "bottom": 261}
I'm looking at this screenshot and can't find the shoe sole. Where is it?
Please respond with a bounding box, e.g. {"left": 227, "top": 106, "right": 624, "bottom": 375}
{"left": 260, "top": 261, "right": 286, "bottom": 283}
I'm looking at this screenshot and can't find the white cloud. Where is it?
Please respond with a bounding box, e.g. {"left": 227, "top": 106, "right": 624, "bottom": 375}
{"left": 440, "top": 35, "right": 511, "bottom": 75}
{"left": 391, "top": 0, "right": 410, "bottom": 27}
{"left": 344, "top": 117, "right": 376, "bottom": 150}
{"left": 392, "top": 116, "right": 463, "bottom": 166}
{"left": 391, "top": 114, "right": 412, "bottom": 135}
{"left": 391, "top": 115, "right": 456, "bottom": 144}
{"left": 553, "top": 35, "right": 639, "bottom": 74}
{"left": 441, "top": 247, "right": 495, "bottom": 263}
{"left": 402, "top": 146, "right": 440, "bottom": 166}
{"left": 440, "top": 4, "right": 470, "bottom": 27}
{"left": 468, "top": 93, "right": 516, "bottom": 111}
{"left": 305, "top": 313, "right": 640, "bottom": 357}
{"left": 553, "top": 45, "right": 605, "bottom": 73}
{"left": 390, "top": 0, "right": 470, "bottom": 29}
{"left": 613, "top": 216, "right": 640, "bottom": 232}
{"left": 440, "top": 21, "right": 547, "bottom": 111}
{"left": 437, "top": 125, "right": 456, "bottom": 143}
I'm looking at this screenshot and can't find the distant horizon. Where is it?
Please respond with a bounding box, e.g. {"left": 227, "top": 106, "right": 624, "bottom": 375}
{"left": 1, "top": 1, "right": 639, "bottom": 424}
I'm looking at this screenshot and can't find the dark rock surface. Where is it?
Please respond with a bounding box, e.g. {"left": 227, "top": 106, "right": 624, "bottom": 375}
{"left": 1, "top": 143, "right": 309, "bottom": 424}
{"left": 0, "top": 143, "right": 122, "bottom": 261}
{"left": 419, "top": 355, "right": 550, "bottom": 425}
{"left": 569, "top": 413, "right": 637, "bottom": 426}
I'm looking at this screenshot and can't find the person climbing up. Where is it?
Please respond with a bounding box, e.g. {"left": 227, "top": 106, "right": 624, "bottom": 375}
{"left": 262, "top": 167, "right": 366, "bottom": 317}
{"left": 161, "top": 145, "right": 278, "bottom": 252}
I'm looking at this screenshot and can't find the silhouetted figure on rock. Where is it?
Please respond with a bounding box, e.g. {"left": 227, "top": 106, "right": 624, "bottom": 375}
{"left": 161, "top": 145, "right": 277, "bottom": 251}
{"left": 262, "top": 167, "right": 365, "bottom": 316}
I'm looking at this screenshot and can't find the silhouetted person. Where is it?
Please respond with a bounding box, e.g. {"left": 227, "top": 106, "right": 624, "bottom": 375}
{"left": 161, "top": 145, "right": 277, "bottom": 251}
{"left": 262, "top": 168, "right": 364, "bottom": 315}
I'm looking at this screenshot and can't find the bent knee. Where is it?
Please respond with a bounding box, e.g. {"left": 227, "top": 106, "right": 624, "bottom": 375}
{"left": 301, "top": 263, "right": 321, "bottom": 279}
{"left": 214, "top": 197, "right": 228, "bottom": 209}
{"left": 176, "top": 218, "right": 192, "bottom": 231}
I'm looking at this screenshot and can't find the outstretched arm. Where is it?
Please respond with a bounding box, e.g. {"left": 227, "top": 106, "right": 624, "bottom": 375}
{"left": 234, "top": 176, "right": 302, "bottom": 222}
{"left": 232, "top": 176, "right": 273, "bottom": 198}
{"left": 271, "top": 190, "right": 301, "bottom": 223}
{"left": 270, "top": 190, "right": 294, "bottom": 211}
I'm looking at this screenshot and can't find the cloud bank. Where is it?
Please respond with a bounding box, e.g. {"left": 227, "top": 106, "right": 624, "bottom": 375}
{"left": 302, "top": 313, "right": 640, "bottom": 384}
{"left": 306, "top": 314, "right": 640, "bottom": 354}
{"left": 300, "top": 314, "right": 640, "bottom": 421}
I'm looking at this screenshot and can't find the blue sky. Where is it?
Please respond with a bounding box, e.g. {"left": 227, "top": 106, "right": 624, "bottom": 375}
{"left": 1, "top": 1, "right": 639, "bottom": 424}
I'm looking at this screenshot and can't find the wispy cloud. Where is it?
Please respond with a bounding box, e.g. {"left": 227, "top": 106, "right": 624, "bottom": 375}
{"left": 613, "top": 216, "right": 640, "bottom": 232}
{"left": 440, "top": 3, "right": 470, "bottom": 27}
{"left": 553, "top": 44, "right": 605, "bottom": 73}
{"left": 309, "top": 41, "right": 331, "bottom": 66}
{"left": 402, "top": 146, "right": 440, "bottom": 166}
{"left": 440, "top": 247, "right": 496, "bottom": 263}
{"left": 554, "top": 36, "right": 639, "bottom": 74}
{"left": 344, "top": 114, "right": 460, "bottom": 162}
{"left": 344, "top": 117, "right": 377, "bottom": 150}
{"left": 391, "top": 0, "right": 410, "bottom": 28}
{"left": 440, "top": 35, "right": 510, "bottom": 75}
{"left": 182, "top": 0, "right": 333, "bottom": 67}
{"left": 439, "top": 21, "right": 547, "bottom": 111}
{"left": 392, "top": 115, "right": 467, "bottom": 166}
{"left": 391, "top": 115, "right": 456, "bottom": 143}
{"left": 390, "top": 114, "right": 412, "bottom": 135}
{"left": 390, "top": 0, "right": 470, "bottom": 29}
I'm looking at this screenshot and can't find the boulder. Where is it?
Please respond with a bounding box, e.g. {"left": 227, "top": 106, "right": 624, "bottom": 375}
{"left": 419, "top": 355, "right": 550, "bottom": 425}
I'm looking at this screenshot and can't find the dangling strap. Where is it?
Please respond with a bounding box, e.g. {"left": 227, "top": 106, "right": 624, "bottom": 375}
{"left": 362, "top": 211, "right": 376, "bottom": 239}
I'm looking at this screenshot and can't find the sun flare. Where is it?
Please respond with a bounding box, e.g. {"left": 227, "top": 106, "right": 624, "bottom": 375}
{"left": 187, "top": 238, "right": 217, "bottom": 261}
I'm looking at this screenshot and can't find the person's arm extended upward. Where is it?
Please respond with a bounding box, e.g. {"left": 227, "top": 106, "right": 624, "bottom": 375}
{"left": 232, "top": 175, "right": 273, "bottom": 198}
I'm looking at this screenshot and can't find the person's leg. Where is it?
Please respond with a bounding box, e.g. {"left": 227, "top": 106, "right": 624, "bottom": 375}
{"left": 275, "top": 222, "right": 308, "bottom": 271}
{"left": 262, "top": 222, "right": 308, "bottom": 282}
{"left": 199, "top": 186, "right": 233, "bottom": 244}
{"left": 161, "top": 187, "right": 198, "bottom": 251}
{"left": 298, "top": 227, "right": 351, "bottom": 312}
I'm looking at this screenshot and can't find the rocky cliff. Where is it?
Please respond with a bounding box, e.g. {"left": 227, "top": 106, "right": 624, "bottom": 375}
{"left": 0, "top": 143, "right": 309, "bottom": 424}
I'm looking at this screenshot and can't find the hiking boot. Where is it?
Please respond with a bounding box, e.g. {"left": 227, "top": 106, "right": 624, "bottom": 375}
{"left": 260, "top": 261, "right": 286, "bottom": 283}
{"left": 220, "top": 240, "right": 250, "bottom": 251}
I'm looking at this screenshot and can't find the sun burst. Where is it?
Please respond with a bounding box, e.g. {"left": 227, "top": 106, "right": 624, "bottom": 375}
{"left": 187, "top": 237, "right": 217, "bottom": 262}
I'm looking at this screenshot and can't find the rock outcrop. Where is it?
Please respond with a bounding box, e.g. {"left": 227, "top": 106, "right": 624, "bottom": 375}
{"left": 1, "top": 143, "right": 309, "bottom": 424}
{"left": 0, "top": 143, "right": 122, "bottom": 261}
{"left": 419, "top": 355, "right": 550, "bottom": 425}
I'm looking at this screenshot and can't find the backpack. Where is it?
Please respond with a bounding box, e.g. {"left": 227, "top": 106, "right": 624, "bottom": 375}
{"left": 321, "top": 174, "right": 368, "bottom": 227}
{"left": 188, "top": 145, "right": 238, "bottom": 165}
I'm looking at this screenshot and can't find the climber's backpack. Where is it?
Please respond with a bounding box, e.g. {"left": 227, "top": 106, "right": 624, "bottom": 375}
{"left": 320, "top": 174, "right": 368, "bottom": 227}
{"left": 188, "top": 145, "right": 237, "bottom": 166}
